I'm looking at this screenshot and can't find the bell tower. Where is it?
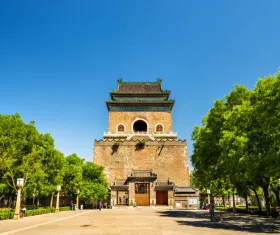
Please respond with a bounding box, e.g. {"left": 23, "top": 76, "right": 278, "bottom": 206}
{"left": 94, "top": 79, "right": 198, "bottom": 208}
{"left": 104, "top": 78, "right": 177, "bottom": 141}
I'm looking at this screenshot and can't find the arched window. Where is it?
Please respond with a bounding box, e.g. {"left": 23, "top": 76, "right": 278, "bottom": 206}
{"left": 156, "top": 124, "right": 163, "bottom": 132}
{"left": 117, "top": 124, "right": 125, "bottom": 132}
{"left": 133, "top": 120, "right": 147, "bottom": 132}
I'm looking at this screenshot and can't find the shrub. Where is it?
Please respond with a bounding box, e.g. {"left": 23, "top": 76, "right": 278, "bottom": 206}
{"left": 59, "top": 206, "right": 70, "bottom": 211}
{"left": 0, "top": 206, "right": 70, "bottom": 220}
{"left": 135, "top": 140, "right": 146, "bottom": 151}
{"left": 25, "top": 208, "right": 53, "bottom": 217}
{"left": 111, "top": 142, "right": 120, "bottom": 154}
{"left": 216, "top": 206, "right": 260, "bottom": 214}
{"left": 0, "top": 211, "right": 14, "bottom": 220}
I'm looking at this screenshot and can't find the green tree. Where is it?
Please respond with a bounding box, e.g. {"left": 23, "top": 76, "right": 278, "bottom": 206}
{"left": 192, "top": 71, "right": 280, "bottom": 212}
{"left": 63, "top": 154, "right": 84, "bottom": 199}
{"left": 45, "top": 149, "right": 66, "bottom": 207}
{"left": 80, "top": 162, "right": 108, "bottom": 201}
{"left": 0, "top": 114, "right": 43, "bottom": 197}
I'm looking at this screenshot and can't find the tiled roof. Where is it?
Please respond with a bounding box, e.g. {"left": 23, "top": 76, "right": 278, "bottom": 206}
{"left": 114, "top": 78, "right": 165, "bottom": 93}
{"left": 175, "top": 187, "right": 197, "bottom": 193}
{"left": 128, "top": 169, "right": 157, "bottom": 178}
{"left": 118, "top": 83, "right": 162, "bottom": 93}
{"left": 113, "top": 179, "right": 127, "bottom": 186}
{"left": 110, "top": 185, "right": 129, "bottom": 190}
{"left": 154, "top": 185, "right": 174, "bottom": 191}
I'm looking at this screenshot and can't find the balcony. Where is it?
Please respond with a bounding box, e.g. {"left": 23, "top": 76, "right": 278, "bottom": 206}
{"left": 103, "top": 131, "right": 177, "bottom": 140}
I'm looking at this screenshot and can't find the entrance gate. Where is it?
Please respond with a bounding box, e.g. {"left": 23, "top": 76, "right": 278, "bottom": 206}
{"left": 135, "top": 183, "right": 150, "bottom": 206}
{"left": 156, "top": 191, "right": 168, "bottom": 205}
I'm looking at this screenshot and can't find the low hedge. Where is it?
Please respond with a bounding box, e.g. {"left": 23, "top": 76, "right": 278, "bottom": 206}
{"left": 216, "top": 206, "right": 263, "bottom": 214}
{"left": 25, "top": 208, "right": 56, "bottom": 216}
{"left": 0, "top": 211, "right": 15, "bottom": 220}
{"left": 59, "top": 206, "right": 70, "bottom": 211}
{"left": 216, "top": 207, "right": 248, "bottom": 213}
{"left": 0, "top": 206, "right": 71, "bottom": 220}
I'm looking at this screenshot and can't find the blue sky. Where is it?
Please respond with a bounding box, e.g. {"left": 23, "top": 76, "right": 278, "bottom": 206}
{"left": 1, "top": 0, "right": 279, "bottom": 170}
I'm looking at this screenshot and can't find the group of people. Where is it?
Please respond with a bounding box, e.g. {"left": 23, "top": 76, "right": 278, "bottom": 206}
{"left": 68, "top": 200, "right": 106, "bottom": 211}
{"left": 69, "top": 200, "right": 83, "bottom": 210}
{"left": 271, "top": 206, "right": 280, "bottom": 218}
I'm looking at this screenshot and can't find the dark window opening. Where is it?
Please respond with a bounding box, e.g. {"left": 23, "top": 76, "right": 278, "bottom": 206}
{"left": 156, "top": 124, "right": 163, "bottom": 132}
{"left": 118, "top": 124, "right": 124, "bottom": 132}
{"left": 135, "top": 183, "right": 149, "bottom": 194}
{"left": 133, "top": 120, "right": 147, "bottom": 132}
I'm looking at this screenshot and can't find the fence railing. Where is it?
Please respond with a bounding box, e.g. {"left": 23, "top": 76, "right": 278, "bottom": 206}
{"left": 104, "top": 131, "right": 177, "bottom": 140}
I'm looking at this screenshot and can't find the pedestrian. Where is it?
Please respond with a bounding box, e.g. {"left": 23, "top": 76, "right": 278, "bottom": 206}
{"left": 209, "top": 203, "right": 215, "bottom": 221}
{"left": 80, "top": 204, "right": 83, "bottom": 210}
{"left": 99, "top": 201, "right": 103, "bottom": 211}
{"left": 70, "top": 200, "right": 73, "bottom": 210}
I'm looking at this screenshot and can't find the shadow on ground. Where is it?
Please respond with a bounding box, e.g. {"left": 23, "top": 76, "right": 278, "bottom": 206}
{"left": 158, "top": 210, "right": 280, "bottom": 233}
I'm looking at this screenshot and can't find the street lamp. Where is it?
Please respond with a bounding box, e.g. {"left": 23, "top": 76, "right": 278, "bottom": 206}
{"left": 55, "top": 185, "right": 61, "bottom": 213}
{"left": 76, "top": 189, "right": 80, "bottom": 210}
{"left": 14, "top": 178, "right": 24, "bottom": 220}
{"left": 232, "top": 186, "right": 236, "bottom": 213}
{"left": 207, "top": 189, "right": 211, "bottom": 204}
{"left": 32, "top": 189, "right": 35, "bottom": 207}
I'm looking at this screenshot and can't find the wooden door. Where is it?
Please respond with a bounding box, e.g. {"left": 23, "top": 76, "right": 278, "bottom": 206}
{"left": 156, "top": 191, "right": 168, "bottom": 205}
{"left": 135, "top": 183, "right": 150, "bottom": 206}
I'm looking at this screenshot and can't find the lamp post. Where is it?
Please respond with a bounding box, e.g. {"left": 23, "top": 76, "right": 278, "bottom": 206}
{"left": 207, "top": 189, "right": 211, "bottom": 204}
{"left": 55, "top": 185, "right": 61, "bottom": 213}
{"left": 232, "top": 186, "right": 236, "bottom": 213}
{"left": 14, "top": 178, "right": 24, "bottom": 220}
{"left": 32, "top": 189, "right": 35, "bottom": 207}
{"left": 76, "top": 189, "right": 80, "bottom": 210}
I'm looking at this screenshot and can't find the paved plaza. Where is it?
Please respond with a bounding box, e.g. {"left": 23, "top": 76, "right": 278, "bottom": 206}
{"left": 0, "top": 207, "right": 279, "bottom": 235}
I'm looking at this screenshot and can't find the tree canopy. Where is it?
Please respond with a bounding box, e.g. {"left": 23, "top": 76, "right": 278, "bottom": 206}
{"left": 191, "top": 70, "right": 280, "bottom": 211}
{"left": 0, "top": 113, "right": 108, "bottom": 206}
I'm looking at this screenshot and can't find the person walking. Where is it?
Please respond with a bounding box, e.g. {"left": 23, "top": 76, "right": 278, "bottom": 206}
{"left": 70, "top": 200, "right": 74, "bottom": 210}
{"left": 209, "top": 203, "right": 215, "bottom": 221}
{"left": 99, "top": 201, "right": 103, "bottom": 211}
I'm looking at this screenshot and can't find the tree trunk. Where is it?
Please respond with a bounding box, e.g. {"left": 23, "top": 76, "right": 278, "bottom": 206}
{"left": 37, "top": 197, "right": 40, "bottom": 207}
{"left": 50, "top": 193, "right": 54, "bottom": 208}
{"left": 245, "top": 196, "right": 248, "bottom": 210}
{"left": 262, "top": 184, "right": 270, "bottom": 212}
{"left": 6, "top": 197, "right": 10, "bottom": 208}
{"left": 8, "top": 196, "right": 12, "bottom": 208}
{"left": 272, "top": 189, "right": 280, "bottom": 206}
{"left": 228, "top": 193, "right": 230, "bottom": 207}
{"left": 252, "top": 188, "right": 262, "bottom": 212}
{"left": 222, "top": 196, "right": 225, "bottom": 207}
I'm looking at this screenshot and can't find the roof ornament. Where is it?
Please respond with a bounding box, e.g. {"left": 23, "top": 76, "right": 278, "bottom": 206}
{"left": 156, "top": 78, "right": 162, "bottom": 83}
{"left": 117, "top": 77, "right": 123, "bottom": 84}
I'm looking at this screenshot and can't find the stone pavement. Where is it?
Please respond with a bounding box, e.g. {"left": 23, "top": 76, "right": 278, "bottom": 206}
{"left": 0, "top": 207, "right": 279, "bottom": 235}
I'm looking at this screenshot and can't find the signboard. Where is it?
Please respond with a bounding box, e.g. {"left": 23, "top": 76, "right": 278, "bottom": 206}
{"left": 175, "top": 202, "right": 182, "bottom": 208}
{"left": 188, "top": 197, "right": 198, "bottom": 205}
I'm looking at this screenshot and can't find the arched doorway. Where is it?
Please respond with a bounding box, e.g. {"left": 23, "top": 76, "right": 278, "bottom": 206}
{"left": 133, "top": 120, "right": 147, "bottom": 132}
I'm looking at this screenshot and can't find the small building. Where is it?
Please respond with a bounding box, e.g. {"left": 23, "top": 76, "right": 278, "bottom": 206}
{"left": 93, "top": 79, "right": 199, "bottom": 207}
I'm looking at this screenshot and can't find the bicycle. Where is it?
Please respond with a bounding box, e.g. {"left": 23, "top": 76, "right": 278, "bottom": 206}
{"left": 212, "top": 212, "right": 223, "bottom": 222}
{"left": 19, "top": 208, "right": 26, "bottom": 218}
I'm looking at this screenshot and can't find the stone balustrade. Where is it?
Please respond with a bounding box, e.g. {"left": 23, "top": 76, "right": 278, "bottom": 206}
{"left": 103, "top": 131, "right": 178, "bottom": 139}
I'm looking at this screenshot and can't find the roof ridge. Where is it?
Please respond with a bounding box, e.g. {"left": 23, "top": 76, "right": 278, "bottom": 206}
{"left": 117, "top": 78, "right": 162, "bottom": 85}
{"left": 94, "top": 139, "right": 186, "bottom": 142}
